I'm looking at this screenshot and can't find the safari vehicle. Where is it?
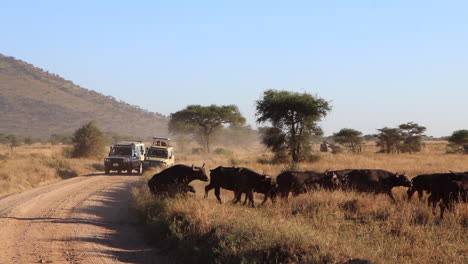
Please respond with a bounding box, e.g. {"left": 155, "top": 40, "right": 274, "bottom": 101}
{"left": 143, "top": 137, "right": 175, "bottom": 171}
{"left": 104, "top": 142, "right": 145, "bottom": 174}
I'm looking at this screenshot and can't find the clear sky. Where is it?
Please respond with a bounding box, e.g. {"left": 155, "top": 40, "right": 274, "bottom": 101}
{"left": 1, "top": 1, "right": 467, "bottom": 137}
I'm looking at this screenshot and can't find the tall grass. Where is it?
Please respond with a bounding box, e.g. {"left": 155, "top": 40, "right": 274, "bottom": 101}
{"left": 134, "top": 141, "right": 468, "bottom": 263}
{"left": 0, "top": 144, "right": 101, "bottom": 195}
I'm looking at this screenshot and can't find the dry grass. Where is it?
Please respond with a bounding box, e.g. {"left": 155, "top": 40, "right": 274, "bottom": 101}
{"left": 134, "top": 141, "right": 468, "bottom": 264}
{"left": 0, "top": 143, "right": 101, "bottom": 196}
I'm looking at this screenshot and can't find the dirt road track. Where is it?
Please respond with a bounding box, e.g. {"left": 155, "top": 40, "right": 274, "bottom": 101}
{"left": 0, "top": 174, "right": 169, "bottom": 264}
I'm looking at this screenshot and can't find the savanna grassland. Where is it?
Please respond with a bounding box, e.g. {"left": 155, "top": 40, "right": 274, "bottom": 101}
{"left": 133, "top": 141, "right": 468, "bottom": 264}
{"left": 0, "top": 144, "right": 102, "bottom": 195}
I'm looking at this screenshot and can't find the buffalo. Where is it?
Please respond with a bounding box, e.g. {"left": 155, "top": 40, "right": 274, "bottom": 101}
{"left": 205, "top": 166, "right": 276, "bottom": 207}
{"left": 277, "top": 170, "right": 338, "bottom": 199}
{"left": 424, "top": 172, "right": 468, "bottom": 218}
{"left": 148, "top": 164, "right": 208, "bottom": 196}
{"left": 205, "top": 166, "right": 242, "bottom": 202}
{"left": 407, "top": 174, "right": 438, "bottom": 201}
{"left": 342, "top": 169, "right": 411, "bottom": 202}
{"left": 236, "top": 174, "right": 277, "bottom": 206}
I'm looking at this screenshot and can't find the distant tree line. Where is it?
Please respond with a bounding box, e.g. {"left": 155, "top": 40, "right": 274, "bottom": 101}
{"left": 164, "top": 89, "right": 468, "bottom": 162}
{"left": 0, "top": 133, "right": 42, "bottom": 149}
{"left": 4, "top": 89, "right": 468, "bottom": 159}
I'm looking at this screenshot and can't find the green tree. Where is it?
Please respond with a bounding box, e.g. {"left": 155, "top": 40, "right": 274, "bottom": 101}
{"left": 447, "top": 130, "right": 468, "bottom": 154}
{"left": 5, "top": 134, "right": 22, "bottom": 150}
{"left": 23, "top": 136, "right": 34, "bottom": 145}
{"left": 169, "top": 105, "right": 246, "bottom": 153}
{"left": 256, "top": 90, "right": 331, "bottom": 162}
{"left": 332, "top": 128, "right": 363, "bottom": 153}
{"left": 258, "top": 127, "right": 288, "bottom": 162}
{"left": 0, "top": 133, "right": 6, "bottom": 144}
{"left": 399, "top": 122, "right": 426, "bottom": 153}
{"left": 376, "top": 127, "right": 404, "bottom": 154}
{"left": 71, "top": 121, "right": 106, "bottom": 158}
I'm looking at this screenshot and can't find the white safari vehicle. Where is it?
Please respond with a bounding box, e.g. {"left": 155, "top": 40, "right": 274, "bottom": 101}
{"left": 143, "top": 137, "right": 175, "bottom": 171}
{"left": 104, "top": 141, "right": 146, "bottom": 174}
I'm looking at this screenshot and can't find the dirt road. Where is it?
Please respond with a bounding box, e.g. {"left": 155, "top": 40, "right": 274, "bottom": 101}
{"left": 0, "top": 174, "right": 169, "bottom": 264}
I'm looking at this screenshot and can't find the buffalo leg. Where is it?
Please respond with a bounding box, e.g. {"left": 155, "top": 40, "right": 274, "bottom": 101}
{"left": 260, "top": 194, "right": 268, "bottom": 205}
{"left": 214, "top": 187, "right": 222, "bottom": 204}
{"left": 242, "top": 193, "right": 248, "bottom": 205}
{"left": 439, "top": 200, "right": 448, "bottom": 219}
{"left": 407, "top": 188, "right": 415, "bottom": 200}
{"left": 232, "top": 190, "right": 242, "bottom": 204}
{"left": 204, "top": 184, "right": 214, "bottom": 198}
{"left": 386, "top": 191, "right": 397, "bottom": 203}
{"left": 247, "top": 191, "right": 255, "bottom": 207}
{"left": 417, "top": 190, "right": 424, "bottom": 200}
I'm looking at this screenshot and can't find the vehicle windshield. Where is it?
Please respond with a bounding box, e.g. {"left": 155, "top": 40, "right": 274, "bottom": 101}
{"left": 109, "top": 147, "right": 132, "bottom": 156}
{"left": 147, "top": 148, "right": 168, "bottom": 158}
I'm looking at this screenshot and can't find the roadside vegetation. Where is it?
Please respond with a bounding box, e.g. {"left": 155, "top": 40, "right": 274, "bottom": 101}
{"left": 133, "top": 141, "right": 468, "bottom": 264}
{"left": 0, "top": 144, "right": 101, "bottom": 195}
{"left": 0, "top": 122, "right": 108, "bottom": 196}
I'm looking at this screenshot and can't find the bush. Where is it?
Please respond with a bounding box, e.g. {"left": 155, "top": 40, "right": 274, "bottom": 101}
{"left": 447, "top": 130, "right": 468, "bottom": 154}
{"left": 62, "top": 146, "right": 74, "bottom": 158}
{"left": 71, "top": 121, "right": 106, "bottom": 158}
{"left": 331, "top": 143, "right": 344, "bottom": 154}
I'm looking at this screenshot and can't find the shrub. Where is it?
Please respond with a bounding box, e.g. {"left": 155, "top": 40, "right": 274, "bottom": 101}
{"left": 71, "top": 121, "right": 105, "bottom": 158}
{"left": 447, "top": 130, "right": 468, "bottom": 154}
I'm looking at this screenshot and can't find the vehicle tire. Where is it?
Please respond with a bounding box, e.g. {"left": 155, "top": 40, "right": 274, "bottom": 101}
{"left": 138, "top": 163, "right": 143, "bottom": 174}
{"left": 105, "top": 168, "right": 110, "bottom": 174}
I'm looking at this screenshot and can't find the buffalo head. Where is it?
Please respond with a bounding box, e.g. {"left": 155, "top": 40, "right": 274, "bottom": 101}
{"left": 394, "top": 173, "right": 411, "bottom": 188}
{"left": 192, "top": 163, "right": 209, "bottom": 182}
{"left": 255, "top": 175, "right": 278, "bottom": 201}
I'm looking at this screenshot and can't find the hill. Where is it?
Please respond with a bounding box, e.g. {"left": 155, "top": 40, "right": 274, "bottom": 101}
{"left": 0, "top": 54, "right": 168, "bottom": 138}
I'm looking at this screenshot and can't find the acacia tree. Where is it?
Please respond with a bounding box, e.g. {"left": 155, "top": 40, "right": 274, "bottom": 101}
{"left": 332, "top": 128, "right": 363, "bottom": 153}
{"left": 399, "top": 122, "right": 426, "bottom": 153}
{"left": 169, "top": 105, "right": 246, "bottom": 153}
{"left": 71, "top": 121, "right": 105, "bottom": 158}
{"left": 256, "top": 90, "right": 331, "bottom": 162}
{"left": 448, "top": 130, "right": 468, "bottom": 154}
{"left": 5, "top": 134, "right": 22, "bottom": 151}
{"left": 376, "top": 127, "right": 404, "bottom": 154}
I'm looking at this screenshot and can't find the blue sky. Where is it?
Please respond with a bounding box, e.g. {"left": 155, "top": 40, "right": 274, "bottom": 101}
{"left": 1, "top": 1, "right": 467, "bottom": 136}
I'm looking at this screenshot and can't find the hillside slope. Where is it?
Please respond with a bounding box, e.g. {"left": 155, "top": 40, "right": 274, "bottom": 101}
{"left": 0, "top": 54, "right": 167, "bottom": 138}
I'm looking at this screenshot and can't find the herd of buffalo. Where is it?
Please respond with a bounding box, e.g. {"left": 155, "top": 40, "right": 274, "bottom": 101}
{"left": 147, "top": 164, "right": 468, "bottom": 219}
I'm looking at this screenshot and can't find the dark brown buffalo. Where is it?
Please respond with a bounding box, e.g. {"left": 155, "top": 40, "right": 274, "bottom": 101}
{"left": 148, "top": 164, "right": 208, "bottom": 196}
{"left": 425, "top": 172, "right": 468, "bottom": 218}
{"left": 342, "top": 169, "right": 411, "bottom": 202}
{"left": 434, "top": 179, "right": 467, "bottom": 218}
{"left": 277, "top": 170, "right": 338, "bottom": 199}
{"left": 205, "top": 166, "right": 242, "bottom": 202}
{"left": 407, "top": 174, "right": 438, "bottom": 201}
{"left": 238, "top": 176, "right": 278, "bottom": 206}
{"left": 406, "top": 173, "right": 465, "bottom": 202}
{"left": 205, "top": 166, "right": 276, "bottom": 207}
